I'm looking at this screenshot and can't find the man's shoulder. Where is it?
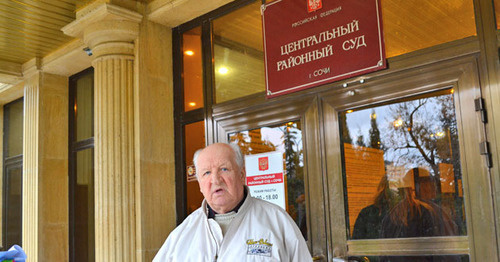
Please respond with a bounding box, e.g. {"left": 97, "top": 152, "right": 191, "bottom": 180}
{"left": 168, "top": 208, "right": 205, "bottom": 234}
{"left": 248, "top": 197, "right": 289, "bottom": 216}
{"left": 178, "top": 207, "right": 206, "bottom": 225}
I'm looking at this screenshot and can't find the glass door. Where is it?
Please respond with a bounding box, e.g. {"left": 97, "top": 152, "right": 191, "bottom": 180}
{"left": 214, "top": 95, "right": 328, "bottom": 259}
{"left": 340, "top": 89, "right": 467, "bottom": 262}
{"left": 322, "top": 57, "right": 496, "bottom": 261}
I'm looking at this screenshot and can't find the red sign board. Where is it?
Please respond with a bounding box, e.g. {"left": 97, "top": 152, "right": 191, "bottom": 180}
{"left": 262, "top": 0, "right": 386, "bottom": 98}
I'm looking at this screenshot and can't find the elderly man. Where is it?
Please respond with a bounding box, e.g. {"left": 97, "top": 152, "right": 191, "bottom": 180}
{"left": 153, "top": 143, "right": 312, "bottom": 261}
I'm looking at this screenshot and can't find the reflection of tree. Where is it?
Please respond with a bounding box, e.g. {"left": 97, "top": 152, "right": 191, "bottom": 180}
{"left": 369, "top": 109, "right": 382, "bottom": 150}
{"left": 339, "top": 113, "right": 353, "bottom": 144}
{"left": 281, "top": 123, "right": 302, "bottom": 179}
{"left": 280, "top": 122, "right": 306, "bottom": 238}
{"left": 384, "top": 95, "right": 465, "bottom": 233}
{"left": 356, "top": 132, "right": 366, "bottom": 148}
{"left": 436, "top": 95, "right": 461, "bottom": 181}
{"left": 387, "top": 98, "right": 444, "bottom": 177}
{"left": 230, "top": 132, "right": 252, "bottom": 155}
{"left": 280, "top": 123, "right": 304, "bottom": 198}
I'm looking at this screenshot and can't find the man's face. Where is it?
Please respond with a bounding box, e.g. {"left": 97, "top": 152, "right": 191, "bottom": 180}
{"left": 196, "top": 144, "right": 246, "bottom": 214}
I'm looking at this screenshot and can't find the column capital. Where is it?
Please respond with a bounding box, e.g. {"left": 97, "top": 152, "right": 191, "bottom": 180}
{"left": 62, "top": 3, "right": 143, "bottom": 59}
{"left": 22, "top": 57, "right": 42, "bottom": 80}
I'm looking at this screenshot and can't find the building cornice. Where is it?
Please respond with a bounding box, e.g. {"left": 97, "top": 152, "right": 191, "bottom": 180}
{"left": 148, "top": 0, "right": 233, "bottom": 27}
{"left": 0, "top": 60, "right": 23, "bottom": 84}
{"left": 62, "top": 3, "right": 143, "bottom": 39}
{"left": 62, "top": 3, "right": 143, "bottom": 60}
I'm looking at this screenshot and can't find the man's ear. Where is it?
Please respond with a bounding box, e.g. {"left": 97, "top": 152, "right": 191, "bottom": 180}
{"left": 240, "top": 168, "right": 246, "bottom": 180}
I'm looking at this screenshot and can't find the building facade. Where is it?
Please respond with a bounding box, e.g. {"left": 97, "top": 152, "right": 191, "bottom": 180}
{"left": 0, "top": 0, "right": 499, "bottom": 261}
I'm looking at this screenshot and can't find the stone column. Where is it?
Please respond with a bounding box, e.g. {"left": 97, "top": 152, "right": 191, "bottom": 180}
{"left": 22, "top": 62, "right": 40, "bottom": 262}
{"left": 63, "top": 4, "right": 142, "bottom": 262}
{"left": 22, "top": 58, "right": 69, "bottom": 262}
{"left": 135, "top": 20, "right": 176, "bottom": 261}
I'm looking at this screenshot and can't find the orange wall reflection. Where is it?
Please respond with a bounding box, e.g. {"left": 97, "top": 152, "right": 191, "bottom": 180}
{"left": 344, "top": 143, "right": 385, "bottom": 234}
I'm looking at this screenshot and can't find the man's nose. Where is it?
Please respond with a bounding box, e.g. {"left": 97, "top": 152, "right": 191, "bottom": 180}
{"left": 211, "top": 171, "right": 222, "bottom": 184}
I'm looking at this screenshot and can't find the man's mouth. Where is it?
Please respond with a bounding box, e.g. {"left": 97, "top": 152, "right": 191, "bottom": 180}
{"left": 214, "top": 188, "right": 224, "bottom": 194}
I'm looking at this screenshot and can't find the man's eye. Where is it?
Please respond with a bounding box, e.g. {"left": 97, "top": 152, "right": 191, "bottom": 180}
{"left": 221, "top": 168, "right": 229, "bottom": 172}
{"left": 203, "top": 171, "right": 211, "bottom": 176}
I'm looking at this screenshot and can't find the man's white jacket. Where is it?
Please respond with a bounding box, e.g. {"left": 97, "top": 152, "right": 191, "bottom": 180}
{"left": 153, "top": 191, "right": 313, "bottom": 261}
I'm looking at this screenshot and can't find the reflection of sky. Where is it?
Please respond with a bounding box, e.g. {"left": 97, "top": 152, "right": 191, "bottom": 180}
{"left": 260, "top": 126, "right": 303, "bottom": 153}
{"left": 346, "top": 98, "right": 447, "bottom": 146}
{"left": 261, "top": 127, "right": 285, "bottom": 151}
{"left": 345, "top": 106, "right": 393, "bottom": 146}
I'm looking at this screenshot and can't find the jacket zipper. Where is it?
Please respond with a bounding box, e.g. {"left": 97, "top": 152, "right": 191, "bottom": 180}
{"left": 207, "top": 219, "right": 220, "bottom": 261}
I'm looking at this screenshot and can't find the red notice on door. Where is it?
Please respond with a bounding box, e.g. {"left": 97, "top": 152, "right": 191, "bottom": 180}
{"left": 262, "top": 0, "right": 386, "bottom": 98}
{"left": 245, "top": 151, "right": 286, "bottom": 210}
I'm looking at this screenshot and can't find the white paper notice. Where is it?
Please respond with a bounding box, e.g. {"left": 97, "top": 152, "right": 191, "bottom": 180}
{"left": 245, "top": 151, "right": 286, "bottom": 210}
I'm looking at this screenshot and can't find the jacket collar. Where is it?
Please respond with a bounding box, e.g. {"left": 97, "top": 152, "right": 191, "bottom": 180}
{"left": 207, "top": 187, "right": 248, "bottom": 218}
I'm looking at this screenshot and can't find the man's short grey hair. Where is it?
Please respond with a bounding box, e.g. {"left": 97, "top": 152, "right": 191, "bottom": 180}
{"left": 193, "top": 143, "right": 245, "bottom": 175}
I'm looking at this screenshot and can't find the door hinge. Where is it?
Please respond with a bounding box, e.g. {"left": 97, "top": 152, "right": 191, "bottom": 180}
{"left": 474, "top": 98, "right": 488, "bottom": 123}
{"left": 479, "top": 141, "right": 493, "bottom": 168}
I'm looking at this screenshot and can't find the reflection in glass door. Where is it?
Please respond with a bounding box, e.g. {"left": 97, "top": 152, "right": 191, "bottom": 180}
{"left": 229, "top": 121, "right": 308, "bottom": 239}
{"left": 339, "top": 89, "right": 468, "bottom": 261}
{"left": 341, "top": 89, "right": 465, "bottom": 239}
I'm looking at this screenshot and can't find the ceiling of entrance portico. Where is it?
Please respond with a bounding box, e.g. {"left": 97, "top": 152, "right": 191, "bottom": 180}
{"left": 0, "top": 0, "right": 93, "bottom": 66}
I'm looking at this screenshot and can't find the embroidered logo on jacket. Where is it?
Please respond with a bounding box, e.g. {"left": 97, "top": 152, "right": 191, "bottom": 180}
{"left": 246, "top": 239, "right": 273, "bottom": 257}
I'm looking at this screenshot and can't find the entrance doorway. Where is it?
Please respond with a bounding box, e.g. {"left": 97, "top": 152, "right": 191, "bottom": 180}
{"left": 214, "top": 56, "right": 496, "bottom": 261}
